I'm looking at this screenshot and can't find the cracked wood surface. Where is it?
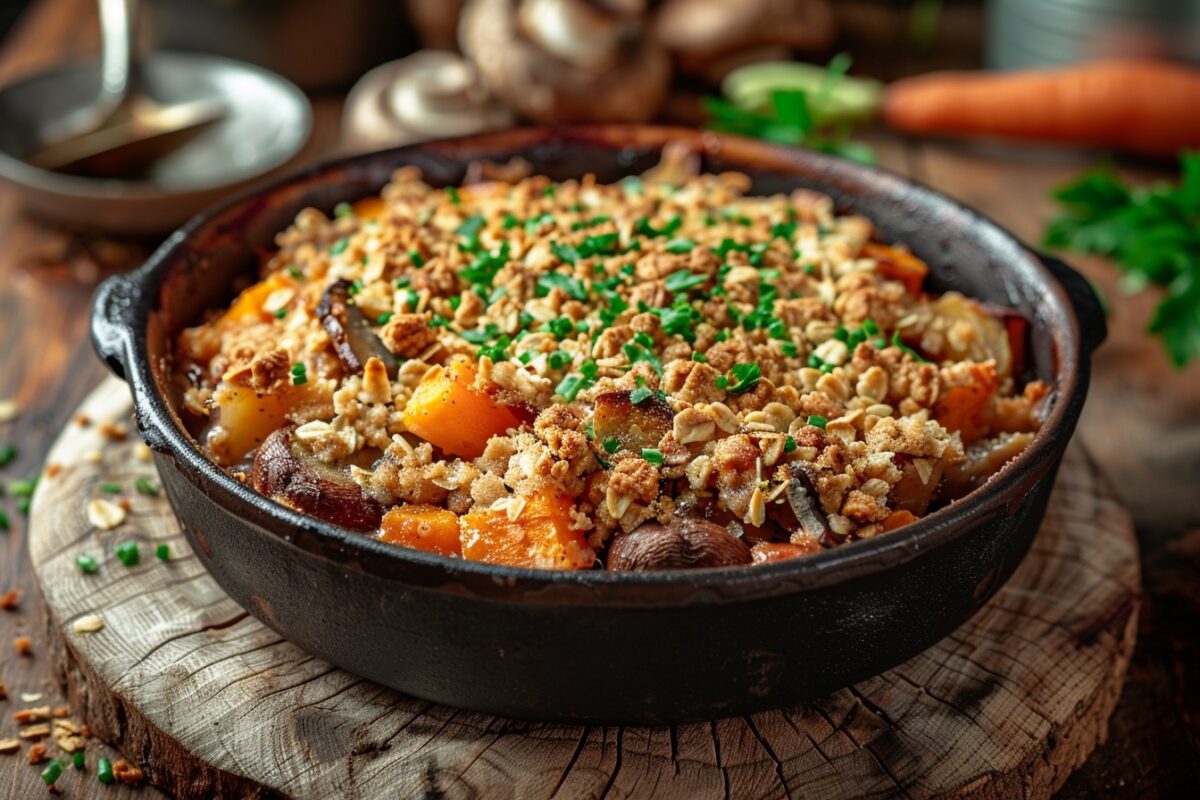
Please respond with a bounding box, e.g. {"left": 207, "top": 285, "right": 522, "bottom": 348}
{"left": 24, "top": 377, "right": 1139, "bottom": 800}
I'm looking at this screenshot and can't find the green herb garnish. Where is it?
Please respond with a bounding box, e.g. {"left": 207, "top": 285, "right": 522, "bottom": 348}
{"left": 1045, "top": 152, "right": 1200, "bottom": 366}
{"left": 115, "top": 540, "right": 140, "bottom": 567}
{"left": 641, "top": 448, "right": 664, "bottom": 465}
{"left": 807, "top": 415, "right": 828, "bottom": 429}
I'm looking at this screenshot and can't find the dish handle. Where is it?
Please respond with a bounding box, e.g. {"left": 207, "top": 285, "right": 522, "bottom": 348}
{"left": 90, "top": 272, "right": 139, "bottom": 383}
{"left": 1037, "top": 251, "right": 1107, "bottom": 356}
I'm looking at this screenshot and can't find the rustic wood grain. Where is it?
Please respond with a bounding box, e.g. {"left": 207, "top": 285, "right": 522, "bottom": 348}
{"left": 22, "top": 377, "right": 1138, "bottom": 800}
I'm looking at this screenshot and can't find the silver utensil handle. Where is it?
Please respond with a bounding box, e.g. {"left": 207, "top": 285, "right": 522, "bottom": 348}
{"left": 98, "top": 0, "right": 139, "bottom": 104}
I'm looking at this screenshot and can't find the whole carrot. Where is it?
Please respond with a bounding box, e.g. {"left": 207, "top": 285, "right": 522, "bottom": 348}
{"left": 883, "top": 59, "right": 1200, "bottom": 157}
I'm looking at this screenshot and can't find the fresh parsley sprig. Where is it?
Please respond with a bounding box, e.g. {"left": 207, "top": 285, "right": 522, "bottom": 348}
{"left": 1044, "top": 152, "right": 1200, "bottom": 367}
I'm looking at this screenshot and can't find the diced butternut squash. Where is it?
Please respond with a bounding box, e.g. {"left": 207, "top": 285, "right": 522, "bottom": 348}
{"left": 352, "top": 196, "right": 386, "bottom": 221}
{"left": 934, "top": 362, "right": 998, "bottom": 444}
{"left": 208, "top": 380, "right": 328, "bottom": 464}
{"left": 882, "top": 509, "right": 918, "bottom": 532}
{"left": 222, "top": 273, "right": 296, "bottom": 325}
{"left": 401, "top": 356, "right": 520, "bottom": 459}
{"left": 460, "top": 490, "right": 594, "bottom": 570}
{"left": 863, "top": 242, "right": 929, "bottom": 296}
{"left": 380, "top": 505, "right": 462, "bottom": 557}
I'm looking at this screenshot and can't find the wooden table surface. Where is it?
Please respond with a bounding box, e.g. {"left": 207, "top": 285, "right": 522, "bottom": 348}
{"left": 0, "top": 1, "right": 1196, "bottom": 797}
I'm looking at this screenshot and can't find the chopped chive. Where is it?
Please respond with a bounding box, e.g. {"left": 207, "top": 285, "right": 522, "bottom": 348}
{"left": 781, "top": 342, "right": 798, "bottom": 358}
{"left": 807, "top": 415, "right": 828, "bottom": 429}
{"left": 287, "top": 266, "right": 304, "bottom": 279}
{"left": 664, "top": 237, "right": 696, "bottom": 254}
{"left": 273, "top": 308, "right": 287, "bottom": 319}
{"left": 377, "top": 311, "right": 394, "bottom": 325}
{"left": 409, "top": 250, "right": 426, "bottom": 267}
{"left": 0, "top": 443, "right": 16, "bottom": 466}
{"left": 333, "top": 201, "right": 353, "bottom": 218}
{"left": 725, "top": 362, "right": 762, "bottom": 394}
{"left": 862, "top": 318, "right": 879, "bottom": 336}
{"left": 156, "top": 544, "right": 171, "bottom": 561}
{"left": 445, "top": 186, "right": 460, "bottom": 204}
{"left": 75, "top": 553, "right": 99, "bottom": 574}
{"left": 17, "top": 498, "right": 29, "bottom": 515}
{"left": 100, "top": 482, "right": 121, "bottom": 494}
{"left": 115, "top": 540, "right": 140, "bottom": 567}
{"left": 329, "top": 237, "right": 349, "bottom": 256}
{"left": 641, "top": 448, "right": 664, "bottom": 465}
{"left": 0, "top": 510, "right": 8, "bottom": 530}
{"left": 72, "top": 751, "right": 85, "bottom": 770}
{"left": 97, "top": 757, "right": 114, "bottom": 784}
{"left": 784, "top": 436, "right": 798, "bottom": 452}
{"left": 603, "top": 437, "right": 620, "bottom": 454}
{"left": 715, "top": 375, "right": 729, "bottom": 389}
{"left": 834, "top": 325, "right": 849, "bottom": 342}
{"left": 40, "top": 758, "right": 63, "bottom": 785}
{"left": 691, "top": 351, "right": 707, "bottom": 363}
{"left": 290, "top": 363, "right": 307, "bottom": 385}
{"left": 134, "top": 477, "right": 159, "bottom": 496}
{"left": 629, "top": 386, "right": 654, "bottom": 405}
{"left": 9, "top": 479, "right": 35, "bottom": 497}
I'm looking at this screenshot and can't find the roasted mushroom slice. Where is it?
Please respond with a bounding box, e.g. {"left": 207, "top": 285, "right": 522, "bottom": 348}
{"left": 318, "top": 280, "right": 398, "bottom": 377}
{"left": 889, "top": 454, "right": 945, "bottom": 516}
{"left": 606, "top": 515, "right": 752, "bottom": 571}
{"left": 252, "top": 426, "right": 384, "bottom": 531}
{"left": 786, "top": 463, "right": 831, "bottom": 541}
{"left": 592, "top": 389, "right": 673, "bottom": 454}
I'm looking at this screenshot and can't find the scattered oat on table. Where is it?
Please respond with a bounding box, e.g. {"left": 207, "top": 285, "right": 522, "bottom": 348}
{"left": 0, "top": 398, "right": 19, "bottom": 423}
{"left": 18, "top": 723, "right": 50, "bottom": 740}
{"left": 72, "top": 614, "right": 104, "bottom": 634}
{"left": 0, "top": 738, "right": 19, "bottom": 755}
{"left": 86, "top": 497, "right": 126, "bottom": 530}
{"left": 19, "top": 693, "right": 42, "bottom": 703}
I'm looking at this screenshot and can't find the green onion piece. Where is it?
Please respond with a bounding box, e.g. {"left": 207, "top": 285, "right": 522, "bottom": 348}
{"left": 73, "top": 751, "right": 85, "bottom": 770}
{"left": 0, "top": 443, "right": 16, "bottom": 465}
{"left": 715, "top": 375, "right": 729, "bottom": 389}
{"left": 807, "top": 415, "right": 828, "bottom": 429}
{"left": 641, "top": 448, "right": 664, "bottom": 465}
{"left": 834, "top": 325, "right": 848, "bottom": 341}
{"left": 75, "top": 553, "right": 99, "bottom": 574}
{"left": 18, "top": 498, "right": 29, "bottom": 515}
{"left": 629, "top": 386, "right": 654, "bottom": 405}
{"left": 290, "top": 363, "right": 307, "bottom": 386}
{"left": 333, "top": 201, "right": 353, "bottom": 218}
{"left": 97, "top": 757, "right": 114, "bottom": 784}
{"left": 134, "top": 477, "right": 159, "bottom": 496}
{"left": 603, "top": 437, "right": 620, "bottom": 454}
{"left": 329, "top": 237, "right": 349, "bottom": 256}
{"left": 273, "top": 308, "right": 287, "bottom": 319}
{"left": 9, "top": 479, "right": 35, "bottom": 497}
{"left": 726, "top": 362, "right": 762, "bottom": 394}
{"left": 445, "top": 186, "right": 460, "bottom": 204}
{"left": 156, "top": 544, "right": 171, "bottom": 561}
{"left": 40, "top": 758, "right": 64, "bottom": 785}
{"left": 664, "top": 237, "right": 696, "bottom": 254}
{"left": 784, "top": 436, "right": 798, "bottom": 452}
{"left": 115, "top": 540, "right": 140, "bottom": 567}
{"left": 664, "top": 269, "right": 707, "bottom": 293}
{"left": 409, "top": 249, "right": 426, "bottom": 267}
{"left": 377, "top": 312, "right": 394, "bottom": 325}
{"left": 0, "top": 510, "right": 8, "bottom": 531}
{"left": 862, "top": 318, "right": 879, "bottom": 335}
{"left": 781, "top": 342, "right": 798, "bottom": 358}
{"left": 100, "top": 482, "right": 121, "bottom": 494}
{"left": 287, "top": 266, "right": 304, "bottom": 279}
{"left": 691, "top": 351, "right": 707, "bottom": 363}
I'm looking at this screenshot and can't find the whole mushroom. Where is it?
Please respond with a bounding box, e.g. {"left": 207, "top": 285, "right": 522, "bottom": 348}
{"left": 459, "top": 0, "right": 671, "bottom": 123}
{"left": 606, "top": 515, "right": 752, "bottom": 571}
{"left": 654, "top": 0, "right": 836, "bottom": 83}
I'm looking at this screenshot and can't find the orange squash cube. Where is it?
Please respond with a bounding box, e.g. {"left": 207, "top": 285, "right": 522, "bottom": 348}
{"left": 380, "top": 505, "right": 463, "bottom": 557}
{"left": 460, "top": 490, "right": 594, "bottom": 570}
{"left": 401, "top": 357, "right": 520, "bottom": 459}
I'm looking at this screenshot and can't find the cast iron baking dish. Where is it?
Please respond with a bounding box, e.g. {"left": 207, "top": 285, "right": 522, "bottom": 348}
{"left": 91, "top": 126, "right": 1104, "bottom": 724}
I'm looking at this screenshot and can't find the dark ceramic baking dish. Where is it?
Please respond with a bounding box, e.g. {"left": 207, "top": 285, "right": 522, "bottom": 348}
{"left": 91, "top": 126, "right": 1104, "bottom": 724}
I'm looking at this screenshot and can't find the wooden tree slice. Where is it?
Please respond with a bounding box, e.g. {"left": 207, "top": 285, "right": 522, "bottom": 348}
{"left": 29, "top": 377, "right": 1140, "bottom": 800}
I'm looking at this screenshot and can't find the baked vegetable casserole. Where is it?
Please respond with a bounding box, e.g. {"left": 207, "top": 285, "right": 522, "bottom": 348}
{"left": 174, "top": 154, "right": 1049, "bottom": 571}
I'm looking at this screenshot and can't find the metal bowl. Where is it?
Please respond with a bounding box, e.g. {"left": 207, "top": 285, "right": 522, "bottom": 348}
{"left": 0, "top": 52, "right": 311, "bottom": 236}
{"left": 91, "top": 126, "right": 1105, "bottom": 723}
